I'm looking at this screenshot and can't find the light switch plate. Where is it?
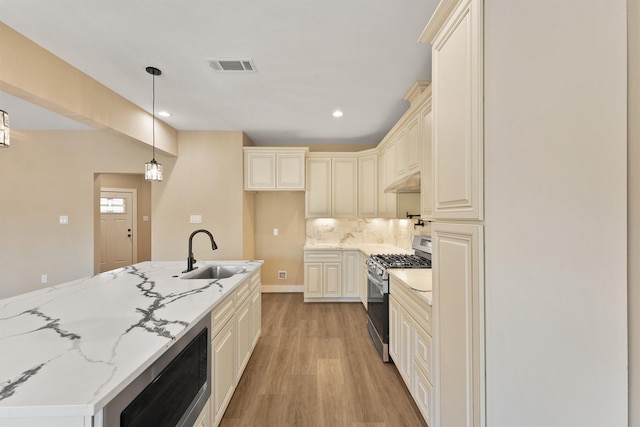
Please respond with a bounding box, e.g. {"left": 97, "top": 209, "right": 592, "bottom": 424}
{"left": 273, "top": 228, "right": 279, "bottom": 236}
{"left": 190, "top": 215, "right": 202, "bottom": 224}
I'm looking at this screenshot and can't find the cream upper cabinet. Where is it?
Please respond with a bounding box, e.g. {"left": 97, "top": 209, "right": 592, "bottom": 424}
{"left": 305, "top": 157, "right": 332, "bottom": 217}
{"left": 331, "top": 157, "right": 358, "bottom": 217}
{"left": 306, "top": 154, "right": 358, "bottom": 218}
{"left": 377, "top": 145, "right": 397, "bottom": 218}
{"left": 397, "top": 112, "right": 420, "bottom": 178}
{"left": 424, "top": 0, "right": 483, "bottom": 220}
{"left": 358, "top": 150, "right": 378, "bottom": 218}
{"left": 244, "top": 147, "right": 308, "bottom": 191}
{"left": 420, "top": 100, "right": 433, "bottom": 219}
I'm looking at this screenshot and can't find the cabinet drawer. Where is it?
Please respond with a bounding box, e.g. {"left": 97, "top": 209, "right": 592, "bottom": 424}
{"left": 304, "top": 250, "right": 342, "bottom": 263}
{"left": 211, "top": 297, "right": 235, "bottom": 338}
{"left": 413, "top": 363, "right": 433, "bottom": 426}
{"left": 413, "top": 325, "right": 432, "bottom": 383}
{"left": 249, "top": 270, "right": 261, "bottom": 290}
{"left": 235, "top": 278, "right": 251, "bottom": 306}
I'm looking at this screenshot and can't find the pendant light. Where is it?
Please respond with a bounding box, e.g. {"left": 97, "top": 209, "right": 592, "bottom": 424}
{"left": 144, "top": 66, "right": 163, "bottom": 181}
{"left": 0, "top": 110, "right": 9, "bottom": 148}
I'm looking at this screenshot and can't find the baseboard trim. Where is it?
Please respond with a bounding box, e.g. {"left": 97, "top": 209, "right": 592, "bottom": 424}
{"left": 261, "top": 284, "right": 304, "bottom": 293}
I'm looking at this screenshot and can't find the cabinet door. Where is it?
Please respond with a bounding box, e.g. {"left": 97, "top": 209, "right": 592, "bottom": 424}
{"left": 399, "top": 305, "right": 413, "bottom": 388}
{"left": 431, "top": 0, "right": 483, "bottom": 220}
{"left": 341, "top": 251, "right": 359, "bottom": 298}
{"left": 414, "top": 364, "right": 434, "bottom": 427}
{"left": 421, "top": 104, "right": 433, "bottom": 219}
{"left": 405, "top": 113, "right": 421, "bottom": 174}
{"left": 276, "top": 152, "right": 305, "bottom": 190}
{"left": 432, "top": 222, "right": 484, "bottom": 427}
{"left": 250, "top": 285, "right": 261, "bottom": 349}
{"left": 395, "top": 130, "right": 408, "bottom": 178}
{"left": 305, "top": 157, "right": 332, "bottom": 217}
{"left": 360, "top": 256, "right": 368, "bottom": 309}
{"left": 358, "top": 154, "right": 377, "bottom": 218}
{"left": 304, "top": 262, "right": 323, "bottom": 297}
{"left": 389, "top": 296, "right": 400, "bottom": 363}
{"left": 245, "top": 152, "right": 276, "bottom": 190}
{"left": 331, "top": 157, "right": 358, "bottom": 217}
{"left": 378, "top": 148, "right": 397, "bottom": 218}
{"left": 212, "top": 319, "right": 235, "bottom": 426}
{"left": 323, "top": 262, "right": 342, "bottom": 297}
{"left": 235, "top": 297, "right": 252, "bottom": 380}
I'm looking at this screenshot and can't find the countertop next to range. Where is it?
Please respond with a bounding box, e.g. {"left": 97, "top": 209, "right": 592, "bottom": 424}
{"left": 388, "top": 269, "right": 433, "bottom": 306}
{"left": 304, "top": 242, "right": 432, "bottom": 305}
{"left": 0, "top": 260, "right": 263, "bottom": 420}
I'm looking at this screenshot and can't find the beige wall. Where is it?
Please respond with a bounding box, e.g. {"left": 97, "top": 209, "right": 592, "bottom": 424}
{"left": 0, "top": 130, "right": 154, "bottom": 298}
{"left": 254, "top": 192, "right": 306, "bottom": 288}
{"left": 629, "top": 1, "right": 639, "bottom": 424}
{"left": 0, "top": 129, "right": 251, "bottom": 299}
{"left": 151, "top": 131, "right": 250, "bottom": 262}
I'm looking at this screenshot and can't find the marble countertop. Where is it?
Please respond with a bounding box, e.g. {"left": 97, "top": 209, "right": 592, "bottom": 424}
{"left": 0, "top": 260, "right": 262, "bottom": 419}
{"left": 388, "top": 269, "right": 433, "bottom": 306}
{"left": 303, "top": 243, "right": 412, "bottom": 256}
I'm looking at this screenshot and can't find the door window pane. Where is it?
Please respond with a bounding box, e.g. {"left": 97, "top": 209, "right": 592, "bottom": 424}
{"left": 100, "top": 197, "right": 126, "bottom": 214}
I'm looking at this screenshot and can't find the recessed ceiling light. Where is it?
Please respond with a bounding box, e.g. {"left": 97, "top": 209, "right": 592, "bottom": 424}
{"left": 332, "top": 110, "right": 343, "bottom": 118}
{"left": 158, "top": 111, "right": 171, "bottom": 117}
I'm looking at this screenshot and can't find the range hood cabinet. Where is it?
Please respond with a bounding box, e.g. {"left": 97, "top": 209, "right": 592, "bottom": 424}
{"left": 384, "top": 170, "right": 421, "bottom": 193}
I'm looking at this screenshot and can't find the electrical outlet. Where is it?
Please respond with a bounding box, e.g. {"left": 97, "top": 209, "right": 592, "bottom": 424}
{"left": 278, "top": 271, "right": 287, "bottom": 280}
{"left": 59, "top": 215, "right": 69, "bottom": 225}
{"left": 190, "top": 215, "right": 202, "bottom": 224}
{"left": 41, "top": 274, "right": 48, "bottom": 284}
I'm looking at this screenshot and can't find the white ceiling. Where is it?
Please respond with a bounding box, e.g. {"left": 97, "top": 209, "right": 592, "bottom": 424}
{"left": 0, "top": 0, "right": 438, "bottom": 145}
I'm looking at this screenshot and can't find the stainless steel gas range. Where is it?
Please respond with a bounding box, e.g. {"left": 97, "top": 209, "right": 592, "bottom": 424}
{"left": 366, "top": 235, "right": 432, "bottom": 362}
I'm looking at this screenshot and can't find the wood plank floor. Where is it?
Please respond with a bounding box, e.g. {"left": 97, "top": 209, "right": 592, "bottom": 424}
{"left": 220, "top": 293, "right": 428, "bottom": 427}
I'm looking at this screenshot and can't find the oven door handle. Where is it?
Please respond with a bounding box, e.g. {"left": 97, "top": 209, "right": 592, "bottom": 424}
{"left": 366, "top": 269, "right": 387, "bottom": 294}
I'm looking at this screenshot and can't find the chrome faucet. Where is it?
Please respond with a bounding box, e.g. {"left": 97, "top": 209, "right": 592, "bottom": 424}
{"left": 183, "top": 229, "right": 218, "bottom": 273}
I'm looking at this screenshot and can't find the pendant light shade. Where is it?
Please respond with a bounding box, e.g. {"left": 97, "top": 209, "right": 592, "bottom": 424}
{"left": 0, "top": 110, "right": 9, "bottom": 148}
{"left": 144, "top": 66, "right": 163, "bottom": 182}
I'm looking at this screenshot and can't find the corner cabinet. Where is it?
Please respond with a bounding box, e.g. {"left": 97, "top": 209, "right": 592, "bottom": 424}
{"left": 422, "top": 0, "right": 483, "bottom": 220}
{"left": 244, "top": 147, "right": 308, "bottom": 191}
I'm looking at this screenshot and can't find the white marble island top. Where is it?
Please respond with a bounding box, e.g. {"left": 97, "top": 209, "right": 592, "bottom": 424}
{"left": 0, "top": 260, "right": 262, "bottom": 420}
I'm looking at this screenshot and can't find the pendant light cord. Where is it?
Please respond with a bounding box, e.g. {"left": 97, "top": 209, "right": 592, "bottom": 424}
{"left": 152, "top": 72, "right": 156, "bottom": 161}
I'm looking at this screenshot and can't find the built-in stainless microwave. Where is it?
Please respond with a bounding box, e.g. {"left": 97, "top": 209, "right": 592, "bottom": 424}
{"left": 102, "top": 313, "right": 211, "bottom": 427}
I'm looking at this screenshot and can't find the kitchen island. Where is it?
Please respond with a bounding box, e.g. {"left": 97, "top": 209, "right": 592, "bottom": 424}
{"left": 0, "top": 260, "right": 263, "bottom": 426}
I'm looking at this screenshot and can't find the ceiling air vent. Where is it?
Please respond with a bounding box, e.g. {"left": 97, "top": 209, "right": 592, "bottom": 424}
{"left": 207, "top": 58, "right": 256, "bottom": 72}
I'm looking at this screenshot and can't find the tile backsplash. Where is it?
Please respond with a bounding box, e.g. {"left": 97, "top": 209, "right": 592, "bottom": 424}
{"left": 306, "top": 218, "right": 431, "bottom": 251}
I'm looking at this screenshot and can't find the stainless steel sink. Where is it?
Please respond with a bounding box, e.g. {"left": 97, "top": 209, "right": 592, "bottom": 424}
{"left": 181, "top": 265, "right": 245, "bottom": 280}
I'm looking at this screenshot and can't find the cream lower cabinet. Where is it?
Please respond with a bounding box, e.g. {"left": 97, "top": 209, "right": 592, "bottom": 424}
{"left": 341, "top": 250, "right": 360, "bottom": 298}
{"left": 193, "top": 399, "right": 211, "bottom": 427}
{"left": 359, "top": 252, "right": 368, "bottom": 309}
{"left": 304, "top": 250, "right": 360, "bottom": 302}
{"left": 210, "top": 269, "right": 262, "bottom": 427}
{"left": 389, "top": 275, "right": 434, "bottom": 426}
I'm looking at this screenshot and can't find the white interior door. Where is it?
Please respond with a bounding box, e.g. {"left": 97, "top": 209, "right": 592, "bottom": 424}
{"left": 99, "top": 190, "right": 135, "bottom": 272}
